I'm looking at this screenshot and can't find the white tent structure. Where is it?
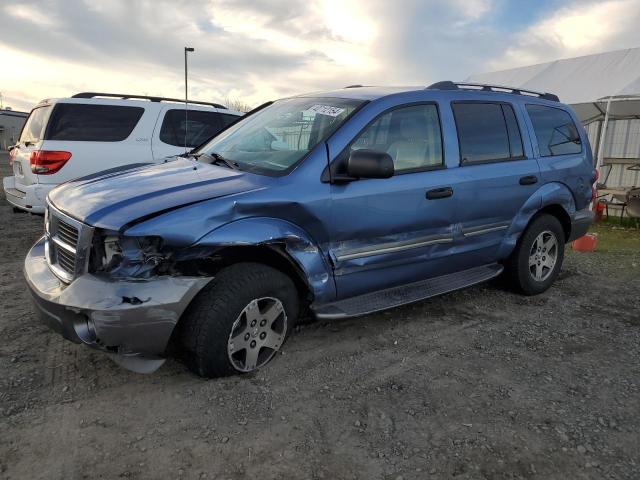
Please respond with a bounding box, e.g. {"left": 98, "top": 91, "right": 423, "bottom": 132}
{"left": 467, "top": 47, "right": 640, "bottom": 195}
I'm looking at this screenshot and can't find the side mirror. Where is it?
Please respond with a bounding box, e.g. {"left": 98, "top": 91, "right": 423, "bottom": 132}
{"left": 8, "top": 145, "right": 15, "bottom": 153}
{"left": 347, "top": 149, "right": 394, "bottom": 179}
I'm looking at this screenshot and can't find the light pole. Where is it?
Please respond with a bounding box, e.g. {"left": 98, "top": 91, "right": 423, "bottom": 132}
{"left": 184, "top": 47, "right": 195, "bottom": 152}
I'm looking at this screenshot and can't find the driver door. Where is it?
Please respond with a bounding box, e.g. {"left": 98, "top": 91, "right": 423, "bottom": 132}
{"left": 329, "top": 103, "right": 461, "bottom": 299}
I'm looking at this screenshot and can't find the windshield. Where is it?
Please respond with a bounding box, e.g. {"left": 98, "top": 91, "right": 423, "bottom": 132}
{"left": 19, "top": 105, "right": 52, "bottom": 145}
{"left": 197, "top": 97, "right": 364, "bottom": 174}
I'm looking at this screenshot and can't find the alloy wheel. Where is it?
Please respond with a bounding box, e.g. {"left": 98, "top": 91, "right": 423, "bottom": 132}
{"left": 227, "top": 297, "right": 287, "bottom": 372}
{"left": 528, "top": 230, "right": 558, "bottom": 282}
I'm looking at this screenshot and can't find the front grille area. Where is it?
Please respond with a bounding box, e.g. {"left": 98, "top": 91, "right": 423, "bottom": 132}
{"left": 45, "top": 205, "right": 93, "bottom": 282}
{"left": 56, "top": 245, "right": 76, "bottom": 274}
{"left": 57, "top": 219, "right": 79, "bottom": 246}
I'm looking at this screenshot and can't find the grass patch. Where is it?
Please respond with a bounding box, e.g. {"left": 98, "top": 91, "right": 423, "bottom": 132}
{"left": 587, "top": 222, "right": 640, "bottom": 253}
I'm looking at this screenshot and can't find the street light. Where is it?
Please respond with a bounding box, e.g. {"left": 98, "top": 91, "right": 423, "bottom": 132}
{"left": 184, "top": 47, "right": 195, "bottom": 152}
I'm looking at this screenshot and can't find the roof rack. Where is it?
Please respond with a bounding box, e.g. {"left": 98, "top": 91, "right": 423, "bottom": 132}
{"left": 427, "top": 81, "right": 560, "bottom": 102}
{"left": 71, "top": 92, "right": 226, "bottom": 109}
{"left": 344, "top": 84, "right": 364, "bottom": 88}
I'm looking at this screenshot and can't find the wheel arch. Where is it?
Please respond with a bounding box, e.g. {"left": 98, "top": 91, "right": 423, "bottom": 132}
{"left": 499, "top": 182, "right": 576, "bottom": 259}
{"left": 175, "top": 217, "right": 336, "bottom": 305}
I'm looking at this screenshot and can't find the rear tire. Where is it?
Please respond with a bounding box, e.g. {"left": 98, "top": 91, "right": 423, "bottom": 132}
{"left": 176, "top": 263, "right": 299, "bottom": 378}
{"left": 505, "top": 214, "right": 565, "bottom": 296}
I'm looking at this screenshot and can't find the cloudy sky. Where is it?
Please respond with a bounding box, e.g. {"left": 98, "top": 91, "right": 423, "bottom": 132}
{"left": 1, "top": 0, "right": 639, "bottom": 112}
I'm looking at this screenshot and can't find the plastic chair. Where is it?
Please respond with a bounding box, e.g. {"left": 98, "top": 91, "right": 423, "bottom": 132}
{"left": 626, "top": 188, "right": 640, "bottom": 228}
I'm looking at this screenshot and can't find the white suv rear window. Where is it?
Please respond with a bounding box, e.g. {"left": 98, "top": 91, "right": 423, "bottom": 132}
{"left": 45, "top": 104, "right": 144, "bottom": 142}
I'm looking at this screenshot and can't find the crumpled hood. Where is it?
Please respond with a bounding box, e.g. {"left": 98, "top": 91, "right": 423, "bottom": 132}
{"left": 48, "top": 158, "right": 265, "bottom": 230}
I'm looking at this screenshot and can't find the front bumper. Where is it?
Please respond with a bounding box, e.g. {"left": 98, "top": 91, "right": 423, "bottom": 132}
{"left": 568, "top": 208, "right": 595, "bottom": 242}
{"left": 24, "top": 236, "right": 211, "bottom": 373}
{"left": 3, "top": 176, "right": 52, "bottom": 214}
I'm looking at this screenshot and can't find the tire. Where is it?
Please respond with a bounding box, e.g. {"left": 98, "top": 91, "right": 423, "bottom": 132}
{"left": 505, "top": 213, "right": 565, "bottom": 296}
{"left": 176, "top": 263, "right": 299, "bottom": 378}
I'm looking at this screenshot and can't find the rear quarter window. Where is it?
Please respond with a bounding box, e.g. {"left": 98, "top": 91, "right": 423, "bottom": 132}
{"left": 19, "top": 105, "right": 52, "bottom": 144}
{"left": 45, "top": 104, "right": 144, "bottom": 142}
{"left": 526, "top": 104, "right": 582, "bottom": 156}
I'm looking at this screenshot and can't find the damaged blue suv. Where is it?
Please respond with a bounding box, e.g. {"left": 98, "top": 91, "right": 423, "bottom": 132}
{"left": 25, "top": 82, "right": 595, "bottom": 377}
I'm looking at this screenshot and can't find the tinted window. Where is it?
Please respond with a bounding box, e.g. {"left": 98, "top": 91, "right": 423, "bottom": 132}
{"left": 453, "top": 103, "right": 524, "bottom": 163}
{"left": 19, "top": 105, "right": 52, "bottom": 144}
{"left": 160, "top": 109, "right": 228, "bottom": 148}
{"left": 46, "top": 104, "right": 144, "bottom": 142}
{"left": 526, "top": 104, "right": 581, "bottom": 156}
{"left": 219, "top": 113, "right": 240, "bottom": 128}
{"left": 351, "top": 104, "right": 443, "bottom": 172}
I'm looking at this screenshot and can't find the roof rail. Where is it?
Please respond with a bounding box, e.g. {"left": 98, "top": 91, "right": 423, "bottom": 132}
{"left": 71, "top": 92, "right": 227, "bottom": 109}
{"left": 344, "top": 84, "right": 364, "bottom": 88}
{"left": 426, "top": 81, "right": 560, "bottom": 102}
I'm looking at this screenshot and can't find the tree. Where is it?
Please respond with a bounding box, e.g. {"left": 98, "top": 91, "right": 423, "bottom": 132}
{"left": 223, "top": 96, "right": 253, "bottom": 113}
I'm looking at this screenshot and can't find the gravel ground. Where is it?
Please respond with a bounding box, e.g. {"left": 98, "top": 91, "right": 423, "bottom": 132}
{"left": 1, "top": 156, "right": 639, "bottom": 480}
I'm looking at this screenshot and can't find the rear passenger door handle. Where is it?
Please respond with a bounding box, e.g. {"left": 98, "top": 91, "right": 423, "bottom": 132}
{"left": 519, "top": 175, "right": 538, "bottom": 186}
{"left": 426, "top": 187, "right": 453, "bottom": 200}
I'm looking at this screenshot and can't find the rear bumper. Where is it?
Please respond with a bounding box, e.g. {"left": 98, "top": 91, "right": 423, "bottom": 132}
{"left": 2, "top": 176, "right": 52, "bottom": 214}
{"left": 24, "top": 236, "right": 212, "bottom": 373}
{"left": 568, "top": 208, "right": 595, "bottom": 242}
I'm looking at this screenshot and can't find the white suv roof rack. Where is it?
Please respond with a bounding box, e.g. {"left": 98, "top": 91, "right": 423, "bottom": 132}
{"left": 71, "top": 92, "right": 227, "bottom": 109}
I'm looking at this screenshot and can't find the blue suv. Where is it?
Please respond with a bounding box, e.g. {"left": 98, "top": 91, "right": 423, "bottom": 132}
{"left": 24, "top": 82, "right": 595, "bottom": 377}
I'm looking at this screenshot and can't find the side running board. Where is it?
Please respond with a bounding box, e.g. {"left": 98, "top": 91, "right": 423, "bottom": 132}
{"left": 313, "top": 264, "right": 503, "bottom": 319}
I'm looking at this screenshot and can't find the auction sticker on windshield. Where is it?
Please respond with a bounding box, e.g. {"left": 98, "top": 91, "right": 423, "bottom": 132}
{"left": 308, "top": 104, "right": 346, "bottom": 117}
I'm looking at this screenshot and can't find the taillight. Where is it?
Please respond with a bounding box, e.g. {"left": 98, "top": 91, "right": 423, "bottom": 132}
{"left": 8, "top": 148, "right": 15, "bottom": 167}
{"left": 30, "top": 150, "right": 72, "bottom": 175}
{"left": 592, "top": 186, "right": 597, "bottom": 201}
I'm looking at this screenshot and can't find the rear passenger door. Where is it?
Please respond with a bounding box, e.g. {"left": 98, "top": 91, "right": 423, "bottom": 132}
{"left": 450, "top": 101, "right": 540, "bottom": 265}
{"left": 152, "top": 107, "right": 229, "bottom": 160}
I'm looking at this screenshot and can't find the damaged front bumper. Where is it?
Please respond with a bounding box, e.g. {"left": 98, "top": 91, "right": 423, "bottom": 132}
{"left": 24, "top": 236, "right": 211, "bottom": 373}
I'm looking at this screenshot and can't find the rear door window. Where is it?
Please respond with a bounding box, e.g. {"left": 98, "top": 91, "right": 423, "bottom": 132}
{"left": 19, "top": 105, "right": 52, "bottom": 144}
{"left": 452, "top": 102, "right": 524, "bottom": 164}
{"left": 45, "top": 104, "right": 144, "bottom": 142}
{"left": 219, "top": 113, "right": 240, "bottom": 128}
{"left": 526, "top": 104, "right": 582, "bottom": 156}
{"left": 159, "top": 109, "right": 224, "bottom": 148}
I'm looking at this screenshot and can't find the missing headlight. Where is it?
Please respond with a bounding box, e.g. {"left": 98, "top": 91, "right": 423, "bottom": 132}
{"left": 91, "top": 233, "right": 169, "bottom": 278}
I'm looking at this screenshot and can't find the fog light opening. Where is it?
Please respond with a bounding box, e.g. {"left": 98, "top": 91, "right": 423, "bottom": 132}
{"left": 73, "top": 315, "right": 97, "bottom": 344}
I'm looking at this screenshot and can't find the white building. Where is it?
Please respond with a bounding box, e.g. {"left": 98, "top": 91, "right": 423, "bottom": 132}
{"left": 467, "top": 47, "right": 640, "bottom": 192}
{"left": 0, "top": 109, "right": 28, "bottom": 150}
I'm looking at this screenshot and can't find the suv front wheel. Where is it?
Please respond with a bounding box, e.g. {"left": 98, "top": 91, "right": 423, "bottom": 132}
{"left": 506, "top": 213, "right": 565, "bottom": 295}
{"left": 177, "top": 263, "right": 299, "bottom": 378}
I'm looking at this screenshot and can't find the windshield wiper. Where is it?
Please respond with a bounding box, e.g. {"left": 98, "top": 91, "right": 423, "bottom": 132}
{"left": 193, "top": 152, "right": 240, "bottom": 170}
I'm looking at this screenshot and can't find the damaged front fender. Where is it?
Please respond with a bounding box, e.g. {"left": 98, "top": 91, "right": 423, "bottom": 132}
{"left": 193, "top": 217, "right": 336, "bottom": 303}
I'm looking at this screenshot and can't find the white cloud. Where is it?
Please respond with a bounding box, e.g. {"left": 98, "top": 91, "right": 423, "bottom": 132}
{"left": 0, "top": 0, "right": 638, "bottom": 113}
{"left": 489, "top": 0, "right": 640, "bottom": 70}
{"left": 5, "top": 4, "right": 55, "bottom": 27}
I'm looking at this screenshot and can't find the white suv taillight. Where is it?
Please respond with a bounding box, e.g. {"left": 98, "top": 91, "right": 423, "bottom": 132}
{"left": 30, "top": 150, "right": 72, "bottom": 174}
{"left": 8, "top": 147, "right": 15, "bottom": 167}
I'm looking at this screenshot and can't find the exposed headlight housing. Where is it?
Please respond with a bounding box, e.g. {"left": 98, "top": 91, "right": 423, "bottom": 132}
{"left": 92, "top": 233, "right": 168, "bottom": 278}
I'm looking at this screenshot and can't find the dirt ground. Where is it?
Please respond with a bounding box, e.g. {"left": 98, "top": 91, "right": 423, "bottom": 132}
{"left": 1, "top": 156, "right": 639, "bottom": 480}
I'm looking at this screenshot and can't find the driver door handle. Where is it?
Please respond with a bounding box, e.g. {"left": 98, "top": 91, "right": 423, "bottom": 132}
{"left": 426, "top": 187, "right": 453, "bottom": 200}
{"left": 519, "top": 175, "right": 538, "bottom": 185}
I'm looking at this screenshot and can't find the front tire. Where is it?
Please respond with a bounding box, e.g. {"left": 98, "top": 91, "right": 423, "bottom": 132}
{"left": 177, "top": 263, "right": 299, "bottom": 378}
{"left": 505, "top": 214, "right": 565, "bottom": 295}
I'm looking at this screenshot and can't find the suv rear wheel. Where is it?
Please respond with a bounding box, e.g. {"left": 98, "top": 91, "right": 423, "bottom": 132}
{"left": 177, "top": 263, "right": 299, "bottom": 378}
{"left": 505, "top": 213, "right": 565, "bottom": 295}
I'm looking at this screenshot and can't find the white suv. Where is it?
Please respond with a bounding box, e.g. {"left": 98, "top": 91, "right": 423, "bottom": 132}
{"left": 3, "top": 93, "right": 243, "bottom": 213}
